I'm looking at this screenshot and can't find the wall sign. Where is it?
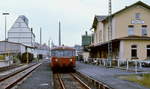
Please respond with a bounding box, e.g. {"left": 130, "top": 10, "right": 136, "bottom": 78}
{"left": 131, "top": 20, "right": 144, "bottom": 24}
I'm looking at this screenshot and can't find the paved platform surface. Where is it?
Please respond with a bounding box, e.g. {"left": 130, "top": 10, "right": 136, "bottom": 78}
{"left": 16, "top": 60, "right": 53, "bottom": 89}
{"left": 76, "top": 61, "right": 150, "bottom": 89}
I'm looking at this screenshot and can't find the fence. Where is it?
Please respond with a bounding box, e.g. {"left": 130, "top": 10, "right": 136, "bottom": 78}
{"left": 82, "top": 58, "right": 150, "bottom": 73}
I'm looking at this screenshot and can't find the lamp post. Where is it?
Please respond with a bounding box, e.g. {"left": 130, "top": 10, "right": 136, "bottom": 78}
{"left": 2, "top": 13, "right": 9, "bottom": 41}
{"left": 2, "top": 13, "right": 9, "bottom": 60}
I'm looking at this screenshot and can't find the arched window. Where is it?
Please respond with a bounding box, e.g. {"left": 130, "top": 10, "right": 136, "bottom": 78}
{"left": 147, "top": 45, "right": 150, "bottom": 58}
{"left": 131, "top": 45, "right": 137, "bottom": 58}
{"left": 131, "top": 45, "right": 137, "bottom": 48}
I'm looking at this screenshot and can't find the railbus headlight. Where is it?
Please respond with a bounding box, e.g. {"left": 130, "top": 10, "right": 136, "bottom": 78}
{"left": 55, "top": 59, "right": 58, "bottom": 62}
{"left": 70, "top": 59, "right": 73, "bottom": 62}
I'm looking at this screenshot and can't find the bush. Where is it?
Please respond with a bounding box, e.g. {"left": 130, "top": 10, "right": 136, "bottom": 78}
{"left": 21, "top": 52, "right": 34, "bottom": 63}
{"left": 0, "top": 55, "right": 4, "bottom": 60}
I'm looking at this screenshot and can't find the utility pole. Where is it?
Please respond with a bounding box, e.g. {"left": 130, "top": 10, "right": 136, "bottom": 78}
{"left": 40, "top": 27, "right": 42, "bottom": 47}
{"left": 26, "top": 47, "right": 29, "bottom": 64}
{"left": 48, "top": 38, "right": 51, "bottom": 57}
{"left": 108, "top": 0, "right": 113, "bottom": 67}
{"left": 31, "top": 28, "right": 33, "bottom": 47}
{"left": 2, "top": 13, "right": 9, "bottom": 59}
{"left": 2, "top": 13, "right": 9, "bottom": 41}
{"left": 59, "top": 21, "right": 61, "bottom": 46}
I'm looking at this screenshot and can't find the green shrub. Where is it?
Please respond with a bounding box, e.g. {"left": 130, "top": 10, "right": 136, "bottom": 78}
{"left": 0, "top": 55, "right": 4, "bottom": 60}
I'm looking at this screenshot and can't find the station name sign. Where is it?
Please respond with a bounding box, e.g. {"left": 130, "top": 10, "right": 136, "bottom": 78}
{"left": 131, "top": 19, "right": 144, "bottom": 24}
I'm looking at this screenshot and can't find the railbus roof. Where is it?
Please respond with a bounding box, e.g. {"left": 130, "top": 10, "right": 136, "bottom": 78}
{"left": 51, "top": 46, "right": 75, "bottom": 51}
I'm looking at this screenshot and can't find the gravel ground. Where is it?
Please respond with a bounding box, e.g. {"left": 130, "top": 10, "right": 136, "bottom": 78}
{"left": 16, "top": 60, "right": 53, "bottom": 89}
{"left": 76, "top": 61, "right": 150, "bottom": 89}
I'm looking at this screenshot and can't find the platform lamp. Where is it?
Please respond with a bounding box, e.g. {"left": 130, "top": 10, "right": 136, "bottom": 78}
{"left": 2, "top": 13, "right": 9, "bottom": 60}
{"left": 2, "top": 13, "right": 9, "bottom": 41}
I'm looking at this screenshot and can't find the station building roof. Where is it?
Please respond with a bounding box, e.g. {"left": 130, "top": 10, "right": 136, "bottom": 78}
{"left": 0, "top": 41, "right": 35, "bottom": 48}
{"left": 90, "top": 36, "right": 150, "bottom": 48}
{"left": 92, "top": 1, "right": 150, "bottom": 29}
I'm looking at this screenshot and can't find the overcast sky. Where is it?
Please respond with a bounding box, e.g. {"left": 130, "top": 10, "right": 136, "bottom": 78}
{"left": 0, "top": 0, "right": 149, "bottom": 46}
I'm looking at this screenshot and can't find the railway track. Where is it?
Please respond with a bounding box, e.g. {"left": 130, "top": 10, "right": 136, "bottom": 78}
{"left": 53, "top": 72, "right": 112, "bottom": 89}
{"left": 54, "top": 73, "right": 91, "bottom": 89}
{"left": 0, "top": 63, "right": 41, "bottom": 89}
{"left": 0, "top": 65, "right": 22, "bottom": 72}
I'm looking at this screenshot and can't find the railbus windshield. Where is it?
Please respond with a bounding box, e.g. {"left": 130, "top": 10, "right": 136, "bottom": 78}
{"left": 51, "top": 50, "right": 75, "bottom": 57}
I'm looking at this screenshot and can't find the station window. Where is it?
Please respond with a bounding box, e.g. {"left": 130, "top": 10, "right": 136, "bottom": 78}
{"left": 128, "top": 25, "right": 134, "bottom": 36}
{"left": 131, "top": 45, "right": 137, "bottom": 58}
{"left": 142, "top": 25, "right": 147, "bottom": 36}
{"left": 147, "top": 45, "right": 150, "bottom": 58}
{"left": 99, "top": 30, "right": 102, "bottom": 41}
{"left": 135, "top": 13, "right": 141, "bottom": 20}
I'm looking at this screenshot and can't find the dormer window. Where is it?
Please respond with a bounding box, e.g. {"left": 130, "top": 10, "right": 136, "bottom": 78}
{"left": 135, "top": 13, "right": 141, "bottom": 20}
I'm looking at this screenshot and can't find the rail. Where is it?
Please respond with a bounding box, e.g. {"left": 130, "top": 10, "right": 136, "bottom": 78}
{"left": 75, "top": 71, "right": 113, "bottom": 89}
{"left": 57, "top": 73, "right": 66, "bottom": 89}
{"left": 54, "top": 73, "right": 91, "bottom": 89}
{"left": 71, "top": 73, "right": 91, "bottom": 89}
{"left": 0, "top": 63, "right": 41, "bottom": 89}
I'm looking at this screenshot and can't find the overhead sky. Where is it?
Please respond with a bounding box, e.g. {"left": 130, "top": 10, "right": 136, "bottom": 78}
{"left": 0, "top": 0, "right": 149, "bottom": 46}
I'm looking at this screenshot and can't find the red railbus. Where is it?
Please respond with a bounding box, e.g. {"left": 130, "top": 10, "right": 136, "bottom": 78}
{"left": 51, "top": 46, "right": 76, "bottom": 71}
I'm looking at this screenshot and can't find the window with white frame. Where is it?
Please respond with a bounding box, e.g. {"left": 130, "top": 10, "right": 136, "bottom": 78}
{"left": 147, "top": 45, "right": 150, "bottom": 58}
{"left": 128, "top": 25, "right": 134, "bottom": 36}
{"left": 99, "top": 30, "right": 102, "bottom": 41}
{"left": 131, "top": 45, "right": 137, "bottom": 58}
{"left": 142, "top": 25, "right": 147, "bottom": 36}
{"left": 135, "top": 13, "right": 141, "bottom": 20}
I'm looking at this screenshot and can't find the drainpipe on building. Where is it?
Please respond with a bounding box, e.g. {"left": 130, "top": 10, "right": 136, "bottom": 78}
{"left": 26, "top": 47, "right": 29, "bottom": 64}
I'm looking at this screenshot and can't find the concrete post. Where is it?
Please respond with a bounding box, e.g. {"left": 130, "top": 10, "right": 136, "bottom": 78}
{"left": 109, "top": 59, "right": 112, "bottom": 67}
{"left": 126, "top": 60, "right": 129, "bottom": 70}
{"left": 118, "top": 59, "right": 120, "bottom": 68}
{"left": 139, "top": 61, "right": 142, "bottom": 69}
{"left": 100, "top": 59, "right": 102, "bottom": 65}
{"left": 135, "top": 61, "right": 138, "bottom": 74}
{"left": 103, "top": 60, "right": 106, "bottom": 66}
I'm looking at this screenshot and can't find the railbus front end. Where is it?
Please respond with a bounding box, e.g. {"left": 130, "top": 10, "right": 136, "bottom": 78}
{"left": 51, "top": 46, "right": 76, "bottom": 71}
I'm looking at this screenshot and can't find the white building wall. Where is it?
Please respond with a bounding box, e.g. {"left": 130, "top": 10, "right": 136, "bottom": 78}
{"left": 8, "top": 15, "right": 35, "bottom": 47}
{"left": 0, "top": 41, "right": 26, "bottom": 54}
{"left": 34, "top": 49, "right": 50, "bottom": 57}
{"left": 119, "top": 41, "right": 125, "bottom": 60}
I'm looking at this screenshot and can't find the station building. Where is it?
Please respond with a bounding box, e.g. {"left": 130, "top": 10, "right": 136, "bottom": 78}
{"left": 0, "top": 41, "right": 33, "bottom": 67}
{"left": 0, "top": 41, "right": 27, "bottom": 55}
{"left": 90, "top": 1, "right": 150, "bottom": 60}
{"left": 7, "top": 15, "right": 35, "bottom": 57}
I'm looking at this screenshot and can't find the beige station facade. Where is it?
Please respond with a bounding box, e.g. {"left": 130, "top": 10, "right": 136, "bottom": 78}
{"left": 90, "top": 1, "right": 150, "bottom": 60}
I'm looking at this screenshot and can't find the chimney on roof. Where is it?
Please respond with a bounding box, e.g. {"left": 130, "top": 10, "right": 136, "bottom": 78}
{"left": 85, "top": 31, "right": 88, "bottom": 36}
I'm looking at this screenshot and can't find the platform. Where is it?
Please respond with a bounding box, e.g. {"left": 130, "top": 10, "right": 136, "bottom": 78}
{"left": 76, "top": 61, "right": 150, "bottom": 89}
